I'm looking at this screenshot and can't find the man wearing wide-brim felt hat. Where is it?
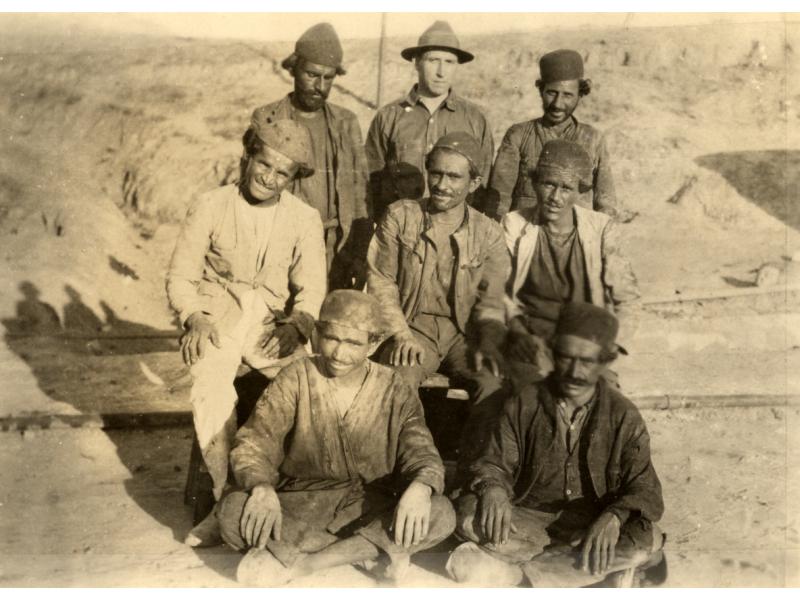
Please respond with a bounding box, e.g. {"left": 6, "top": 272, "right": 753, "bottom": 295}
{"left": 365, "top": 20, "right": 494, "bottom": 220}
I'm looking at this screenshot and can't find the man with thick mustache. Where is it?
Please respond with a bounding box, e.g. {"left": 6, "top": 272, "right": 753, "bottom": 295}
{"left": 251, "top": 23, "right": 370, "bottom": 289}
{"left": 166, "top": 119, "right": 326, "bottom": 547}
{"left": 501, "top": 139, "right": 639, "bottom": 388}
{"left": 447, "top": 302, "right": 666, "bottom": 587}
{"left": 367, "top": 131, "right": 509, "bottom": 469}
{"left": 487, "top": 49, "right": 620, "bottom": 220}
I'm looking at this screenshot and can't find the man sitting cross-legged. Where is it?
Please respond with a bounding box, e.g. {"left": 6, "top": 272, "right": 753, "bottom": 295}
{"left": 218, "top": 290, "right": 456, "bottom": 586}
{"left": 447, "top": 302, "right": 666, "bottom": 587}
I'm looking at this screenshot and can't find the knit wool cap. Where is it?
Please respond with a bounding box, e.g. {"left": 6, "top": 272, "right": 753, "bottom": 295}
{"left": 427, "top": 131, "right": 484, "bottom": 175}
{"left": 401, "top": 20, "right": 474, "bottom": 64}
{"left": 251, "top": 118, "right": 315, "bottom": 179}
{"left": 281, "top": 22, "right": 346, "bottom": 75}
{"left": 539, "top": 49, "right": 584, "bottom": 83}
{"left": 317, "top": 290, "right": 388, "bottom": 335}
{"left": 556, "top": 302, "right": 627, "bottom": 355}
{"left": 533, "top": 139, "right": 593, "bottom": 191}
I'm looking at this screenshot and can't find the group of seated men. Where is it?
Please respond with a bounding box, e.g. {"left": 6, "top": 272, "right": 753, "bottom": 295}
{"left": 165, "top": 19, "right": 665, "bottom": 587}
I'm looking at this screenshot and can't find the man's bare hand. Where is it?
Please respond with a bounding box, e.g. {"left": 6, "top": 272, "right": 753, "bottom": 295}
{"left": 392, "top": 481, "right": 432, "bottom": 548}
{"left": 580, "top": 511, "right": 621, "bottom": 576}
{"left": 180, "top": 312, "right": 221, "bottom": 366}
{"left": 389, "top": 331, "right": 425, "bottom": 367}
{"left": 240, "top": 484, "right": 283, "bottom": 549}
{"left": 261, "top": 323, "right": 301, "bottom": 359}
{"left": 480, "top": 485, "right": 516, "bottom": 545}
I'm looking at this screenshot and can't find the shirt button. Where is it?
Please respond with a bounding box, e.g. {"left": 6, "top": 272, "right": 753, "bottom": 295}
{"left": 429, "top": 118, "right": 434, "bottom": 124}
{"left": 566, "top": 489, "right": 572, "bottom": 496}
{"left": 569, "top": 425, "right": 575, "bottom": 431}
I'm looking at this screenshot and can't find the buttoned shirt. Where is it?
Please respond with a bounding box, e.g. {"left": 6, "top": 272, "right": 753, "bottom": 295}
{"left": 365, "top": 86, "right": 494, "bottom": 218}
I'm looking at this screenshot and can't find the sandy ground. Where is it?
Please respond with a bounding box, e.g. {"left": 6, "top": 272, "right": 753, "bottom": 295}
{"left": 0, "top": 406, "right": 798, "bottom": 587}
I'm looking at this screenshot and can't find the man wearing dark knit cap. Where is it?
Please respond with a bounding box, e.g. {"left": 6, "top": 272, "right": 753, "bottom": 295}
{"left": 367, "top": 131, "right": 510, "bottom": 473}
{"left": 488, "top": 49, "right": 621, "bottom": 220}
{"left": 448, "top": 302, "right": 666, "bottom": 588}
{"left": 365, "top": 20, "right": 494, "bottom": 220}
{"left": 251, "top": 22, "right": 371, "bottom": 290}
{"left": 218, "top": 290, "right": 455, "bottom": 586}
{"left": 502, "top": 139, "right": 640, "bottom": 389}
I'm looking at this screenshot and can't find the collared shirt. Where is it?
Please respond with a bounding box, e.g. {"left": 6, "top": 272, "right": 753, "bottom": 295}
{"left": 365, "top": 86, "right": 494, "bottom": 218}
{"left": 230, "top": 357, "right": 445, "bottom": 495}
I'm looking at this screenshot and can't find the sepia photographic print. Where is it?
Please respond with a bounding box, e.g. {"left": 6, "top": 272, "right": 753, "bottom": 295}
{"left": 0, "top": 6, "right": 798, "bottom": 589}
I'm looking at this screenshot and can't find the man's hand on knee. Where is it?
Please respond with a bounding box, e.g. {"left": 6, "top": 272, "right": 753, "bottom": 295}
{"left": 181, "top": 312, "right": 221, "bottom": 366}
{"left": 389, "top": 331, "right": 425, "bottom": 367}
{"left": 392, "top": 481, "right": 432, "bottom": 548}
{"left": 479, "top": 485, "right": 516, "bottom": 545}
{"left": 240, "top": 484, "right": 283, "bottom": 549}
{"left": 579, "top": 511, "right": 621, "bottom": 576}
{"left": 261, "top": 323, "right": 301, "bottom": 359}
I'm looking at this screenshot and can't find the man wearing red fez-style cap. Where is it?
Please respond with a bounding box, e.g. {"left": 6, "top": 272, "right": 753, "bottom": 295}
{"left": 488, "top": 48, "right": 626, "bottom": 221}
{"left": 501, "top": 139, "right": 640, "bottom": 390}
{"left": 368, "top": 131, "right": 511, "bottom": 477}
{"left": 217, "top": 290, "right": 455, "bottom": 585}
{"left": 166, "top": 118, "right": 327, "bottom": 547}
{"left": 251, "top": 22, "right": 371, "bottom": 291}
{"left": 366, "top": 20, "right": 494, "bottom": 221}
{"left": 449, "top": 301, "right": 667, "bottom": 588}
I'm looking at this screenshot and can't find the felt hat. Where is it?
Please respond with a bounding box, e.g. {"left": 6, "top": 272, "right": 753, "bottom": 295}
{"left": 556, "top": 302, "right": 627, "bottom": 355}
{"left": 401, "top": 20, "right": 474, "bottom": 64}
{"left": 281, "top": 22, "right": 346, "bottom": 75}
{"left": 251, "top": 118, "right": 315, "bottom": 178}
{"left": 532, "top": 139, "right": 593, "bottom": 192}
{"left": 539, "top": 49, "right": 584, "bottom": 83}
{"left": 318, "top": 290, "right": 388, "bottom": 335}
{"left": 428, "top": 131, "right": 485, "bottom": 175}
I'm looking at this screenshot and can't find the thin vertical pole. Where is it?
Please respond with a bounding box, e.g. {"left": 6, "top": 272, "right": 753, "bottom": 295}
{"left": 376, "top": 13, "right": 387, "bottom": 108}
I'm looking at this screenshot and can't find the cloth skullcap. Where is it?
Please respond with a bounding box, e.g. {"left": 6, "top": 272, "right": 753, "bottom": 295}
{"left": 539, "top": 49, "right": 584, "bottom": 83}
{"left": 318, "top": 290, "right": 387, "bottom": 335}
{"left": 281, "top": 22, "right": 346, "bottom": 75}
{"left": 428, "top": 131, "right": 484, "bottom": 175}
{"left": 556, "top": 302, "right": 627, "bottom": 355}
{"left": 250, "top": 118, "right": 315, "bottom": 179}
{"left": 401, "top": 20, "right": 474, "bottom": 64}
{"left": 533, "top": 139, "right": 593, "bottom": 190}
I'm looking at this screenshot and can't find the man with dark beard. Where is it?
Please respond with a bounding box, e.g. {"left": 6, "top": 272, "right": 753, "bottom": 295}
{"left": 251, "top": 22, "right": 370, "bottom": 290}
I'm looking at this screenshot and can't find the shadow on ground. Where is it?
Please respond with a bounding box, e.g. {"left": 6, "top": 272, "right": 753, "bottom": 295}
{"left": 2, "top": 281, "right": 194, "bottom": 547}
{"left": 695, "top": 150, "right": 800, "bottom": 231}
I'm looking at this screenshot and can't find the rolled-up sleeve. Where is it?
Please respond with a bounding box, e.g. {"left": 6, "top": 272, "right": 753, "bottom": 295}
{"left": 165, "top": 196, "right": 214, "bottom": 326}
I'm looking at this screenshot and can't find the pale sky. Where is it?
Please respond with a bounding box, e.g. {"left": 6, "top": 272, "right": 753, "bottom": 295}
{"left": 0, "top": 9, "right": 792, "bottom": 43}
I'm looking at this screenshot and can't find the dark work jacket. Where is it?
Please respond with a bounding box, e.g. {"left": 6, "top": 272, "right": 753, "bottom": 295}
{"left": 251, "top": 95, "right": 371, "bottom": 264}
{"left": 470, "top": 377, "right": 664, "bottom": 524}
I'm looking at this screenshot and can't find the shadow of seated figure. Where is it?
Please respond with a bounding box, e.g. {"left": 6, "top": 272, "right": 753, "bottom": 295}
{"left": 2, "top": 281, "right": 62, "bottom": 335}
